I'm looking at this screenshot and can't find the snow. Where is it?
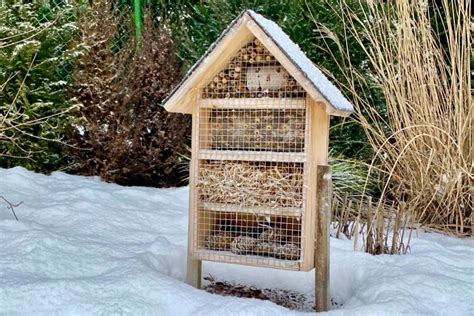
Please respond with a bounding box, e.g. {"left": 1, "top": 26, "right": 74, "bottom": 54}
{"left": 1, "top": 167, "right": 473, "bottom": 315}
{"left": 247, "top": 10, "right": 354, "bottom": 113}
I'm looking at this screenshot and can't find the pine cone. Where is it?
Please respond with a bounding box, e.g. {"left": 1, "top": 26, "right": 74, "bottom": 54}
{"left": 275, "top": 243, "right": 300, "bottom": 260}
{"left": 204, "top": 232, "right": 233, "bottom": 251}
{"left": 254, "top": 241, "right": 275, "bottom": 256}
{"left": 258, "top": 227, "right": 283, "bottom": 243}
{"left": 230, "top": 236, "right": 257, "bottom": 255}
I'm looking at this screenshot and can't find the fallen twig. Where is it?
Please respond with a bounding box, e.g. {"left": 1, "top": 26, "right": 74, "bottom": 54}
{"left": 0, "top": 195, "right": 23, "bottom": 221}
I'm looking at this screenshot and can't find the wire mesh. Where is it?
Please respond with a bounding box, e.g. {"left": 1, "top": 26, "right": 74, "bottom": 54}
{"left": 192, "top": 37, "right": 311, "bottom": 270}
{"left": 198, "top": 160, "right": 304, "bottom": 209}
{"left": 196, "top": 211, "right": 302, "bottom": 264}
{"left": 201, "top": 37, "right": 305, "bottom": 99}
{"left": 199, "top": 107, "right": 306, "bottom": 152}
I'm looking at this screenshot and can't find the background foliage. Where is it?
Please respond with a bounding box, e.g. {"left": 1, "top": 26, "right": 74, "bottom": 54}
{"left": 0, "top": 0, "right": 84, "bottom": 171}
{"left": 1, "top": 0, "right": 378, "bottom": 189}
{"left": 68, "top": 1, "right": 191, "bottom": 187}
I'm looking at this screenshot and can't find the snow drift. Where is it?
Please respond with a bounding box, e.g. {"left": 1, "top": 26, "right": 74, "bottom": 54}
{"left": 0, "top": 167, "right": 473, "bottom": 315}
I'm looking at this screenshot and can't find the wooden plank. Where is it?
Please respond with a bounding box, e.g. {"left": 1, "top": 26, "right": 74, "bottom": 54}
{"left": 300, "top": 98, "right": 329, "bottom": 271}
{"left": 198, "top": 150, "right": 306, "bottom": 163}
{"left": 193, "top": 249, "right": 303, "bottom": 271}
{"left": 245, "top": 20, "right": 349, "bottom": 117}
{"left": 186, "top": 90, "right": 202, "bottom": 288}
{"left": 199, "top": 202, "right": 302, "bottom": 217}
{"left": 198, "top": 101, "right": 211, "bottom": 150}
{"left": 315, "top": 165, "right": 331, "bottom": 312}
{"left": 165, "top": 16, "right": 254, "bottom": 114}
{"left": 199, "top": 98, "right": 306, "bottom": 109}
{"left": 186, "top": 259, "right": 202, "bottom": 288}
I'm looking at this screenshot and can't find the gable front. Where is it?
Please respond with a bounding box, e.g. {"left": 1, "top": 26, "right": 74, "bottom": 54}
{"left": 163, "top": 11, "right": 353, "bottom": 117}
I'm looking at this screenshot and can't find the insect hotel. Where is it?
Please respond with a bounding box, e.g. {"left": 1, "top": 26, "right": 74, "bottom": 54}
{"left": 163, "top": 10, "right": 353, "bottom": 311}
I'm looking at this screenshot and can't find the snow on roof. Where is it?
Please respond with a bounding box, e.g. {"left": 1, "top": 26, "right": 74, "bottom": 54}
{"left": 163, "top": 10, "right": 354, "bottom": 115}
{"left": 247, "top": 10, "right": 353, "bottom": 113}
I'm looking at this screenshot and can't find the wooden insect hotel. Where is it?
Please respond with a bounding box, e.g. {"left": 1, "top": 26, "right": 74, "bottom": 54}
{"left": 163, "top": 10, "right": 353, "bottom": 311}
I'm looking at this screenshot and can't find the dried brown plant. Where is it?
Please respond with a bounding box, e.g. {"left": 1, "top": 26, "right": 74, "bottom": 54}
{"left": 69, "top": 1, "right": 190, "bottom": 187}
{"left": 314, "top": 0, "right": 472, "bottom": 236}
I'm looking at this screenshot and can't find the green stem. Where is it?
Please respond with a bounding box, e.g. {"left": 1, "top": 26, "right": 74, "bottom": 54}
{"left": 134, "top": 0, "right": 142, "bottom": 50}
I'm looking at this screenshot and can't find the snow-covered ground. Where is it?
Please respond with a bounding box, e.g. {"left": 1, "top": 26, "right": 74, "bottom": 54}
{"left": 0, "top": 167, "right": 473, "bottom": 315}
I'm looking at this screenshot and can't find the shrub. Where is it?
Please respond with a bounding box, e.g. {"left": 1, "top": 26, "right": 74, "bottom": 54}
{"left": 68, "top": 1, "right": 190, "bottom": 187}
{"left": 0, "top": 0, "right": 83, "bottom": 171}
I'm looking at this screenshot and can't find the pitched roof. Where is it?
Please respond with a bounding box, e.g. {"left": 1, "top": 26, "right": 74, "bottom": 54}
{"left": 163, "top": 10, "right": 354, "bottom": 116}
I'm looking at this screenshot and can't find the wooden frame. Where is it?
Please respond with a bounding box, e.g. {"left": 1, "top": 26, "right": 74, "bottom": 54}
{"left": 164, "top": 10, "right": 354, "bottom": 313}
{"left": 190, "top": 94, "right": 312, "bottom": 271}
{"left": 184, "top": 34, "right": 332, "bottom": 310}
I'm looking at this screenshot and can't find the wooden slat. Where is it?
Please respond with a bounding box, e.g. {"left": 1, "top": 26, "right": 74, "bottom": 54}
{"left": 193, "top": 249, "right": 303, "bottom": 271}
{"left": 300, "top": 98, "right": 329, "bottom": 271}
{"left": 198, "top": 149, "right": 306, "bottom": 163}
{"left": 186, "top": 90, "right": 202, "bottom": 288}
{"left": 314, "top": 165, "right": 331, "bottom": 312}
{"left": 199, "top": 98, "right": 306, "bottom": 109}
{"left": 199, "top": 202, "right": 302, "bottom": 217}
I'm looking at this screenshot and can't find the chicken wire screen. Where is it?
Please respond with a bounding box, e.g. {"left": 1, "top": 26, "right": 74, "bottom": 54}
{"left": 198, "top": 160, "right": 304, "bottom": 209}
{"left": 194, "top": 211, "right": 302, "bottom": 269}
{"left": 201, "top": 37, "right": 305, "bottom": 99}
{"left": 193, "top": 158, "right": 307, "bottom": 269}
{"left": 191, "top": 37, "right": 311, "bottom": 270}
{"left": 199, "top": 108, "right": 306, "bottom": 152}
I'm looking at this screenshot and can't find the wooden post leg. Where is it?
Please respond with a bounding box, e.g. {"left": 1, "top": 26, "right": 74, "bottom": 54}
{"left": 315, "top": 165, "right": 331, "bottom": 312}
{"left": 186, "top": 257, "right": 202, "bottom": 288}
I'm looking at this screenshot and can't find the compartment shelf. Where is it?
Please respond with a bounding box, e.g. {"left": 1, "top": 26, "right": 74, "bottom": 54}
{"left": 199, "top": 98, "right": 306, "bottom": 109}
{"left": 198, "top": 149, "right": 306, "bottom": 162}
{"left": 192, "top": 249, "right": 302, "bottom": 271}
{"left": 198, "top": 201, "right": 302, "bottom": 217}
